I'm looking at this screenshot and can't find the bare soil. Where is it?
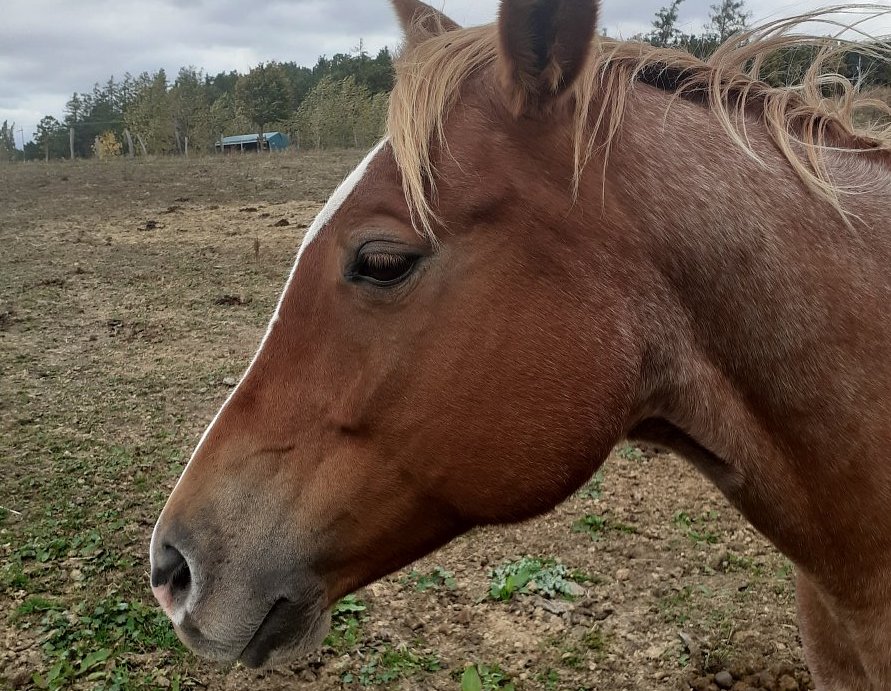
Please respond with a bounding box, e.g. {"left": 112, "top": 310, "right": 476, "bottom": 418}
{"left": 0, "top": 152, "right": 812, "bottom": 691}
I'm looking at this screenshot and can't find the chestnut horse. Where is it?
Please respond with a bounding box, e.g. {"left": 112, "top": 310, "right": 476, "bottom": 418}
{"left": 151, "top": 1, "right": 891, "bottom": 687}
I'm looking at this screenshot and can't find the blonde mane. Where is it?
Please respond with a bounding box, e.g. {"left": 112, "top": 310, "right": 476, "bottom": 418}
{"left": 387, "top": 6, "right": 891, "bottom": 237}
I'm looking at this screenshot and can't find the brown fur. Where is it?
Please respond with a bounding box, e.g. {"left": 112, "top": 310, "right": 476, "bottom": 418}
{"left": 152, "top": 2, "right": 891, "bottom": 687}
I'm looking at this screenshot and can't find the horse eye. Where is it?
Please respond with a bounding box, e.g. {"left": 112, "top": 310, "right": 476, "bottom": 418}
{"left": 352, "top": 252, "right": 417, "bottom": 286}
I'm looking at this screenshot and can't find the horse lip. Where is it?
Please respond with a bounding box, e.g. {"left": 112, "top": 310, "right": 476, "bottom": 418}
{"left": 238, "top": 598, "right": 314, "bottom": 668}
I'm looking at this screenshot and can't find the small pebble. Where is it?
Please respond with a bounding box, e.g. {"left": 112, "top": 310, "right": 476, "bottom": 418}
{"left": 715, "top": 670, "right": 734, "bottom": 689}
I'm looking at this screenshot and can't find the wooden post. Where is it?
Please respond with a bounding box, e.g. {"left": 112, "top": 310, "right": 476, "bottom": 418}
{"left": 124, "top": 129, "right": 135, "bottom": 158}
{"left": 184, "top": 136, "right": 189, "bottom": 159}
{"left": 69, "top": 127, "right": 75, "bottom": 160}
{"left": 219, "top": 133, "right": 224, "bottom": 155}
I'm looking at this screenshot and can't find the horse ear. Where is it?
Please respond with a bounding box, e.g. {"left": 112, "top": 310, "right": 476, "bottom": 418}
{"left": 392, "top": 0, "right": 461, "bottom": 48}
{"left": 497, "top": 0, "right": 600, "bottom": 115}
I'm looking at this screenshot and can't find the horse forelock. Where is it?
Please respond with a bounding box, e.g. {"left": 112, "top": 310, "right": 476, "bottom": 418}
{"left": 387, "top": 6, "right": 891, "bottom": 236}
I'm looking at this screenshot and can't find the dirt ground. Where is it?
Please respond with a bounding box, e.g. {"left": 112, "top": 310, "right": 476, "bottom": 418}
{"left": 0, "top": 152, "right": 813, "bottom": 691}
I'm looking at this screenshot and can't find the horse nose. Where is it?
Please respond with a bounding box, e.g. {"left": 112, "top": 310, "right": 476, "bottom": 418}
{"left": 150, "top": 540, "right": 192, "bottom": 617}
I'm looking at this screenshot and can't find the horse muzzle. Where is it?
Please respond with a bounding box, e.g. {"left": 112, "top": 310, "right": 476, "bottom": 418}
{"left": 149, "top": 519, "right": 330, "bottom": 667}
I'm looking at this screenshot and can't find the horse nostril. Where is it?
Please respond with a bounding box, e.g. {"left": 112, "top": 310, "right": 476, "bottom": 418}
{"left": 151, "top": 543, "right": 191, "bottom": 596}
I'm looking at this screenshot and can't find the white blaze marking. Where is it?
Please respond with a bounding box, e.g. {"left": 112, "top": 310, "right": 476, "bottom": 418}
{"left": 195, "top": 136, "right": 388, "bottom": 455}
{"left": 150, "top": 139, "right": 389, "bottom": 609}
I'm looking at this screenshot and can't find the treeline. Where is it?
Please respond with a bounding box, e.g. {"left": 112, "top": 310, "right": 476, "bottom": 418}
{"left": 642, "top": 0, "right": 891, "bottom": 87}
{"left": 2, "top": 47, "right": 394, "bottom": 162}
{"left": 2, "top": 1, "right": 888, "bottom": 162}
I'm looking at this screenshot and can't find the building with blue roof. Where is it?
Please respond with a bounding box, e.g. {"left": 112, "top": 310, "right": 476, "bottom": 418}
{"left": 216, "top": 132, "right": 289, "bottom": 153}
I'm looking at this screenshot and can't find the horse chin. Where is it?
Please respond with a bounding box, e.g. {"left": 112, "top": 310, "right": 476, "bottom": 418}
{"left": 169, "top": 582, "right": 332, "bottom": 669}
{"left": 238, "top": 600, "right": 331, "bottom": 669}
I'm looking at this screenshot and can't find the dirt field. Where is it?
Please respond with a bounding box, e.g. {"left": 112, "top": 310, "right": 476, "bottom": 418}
{"left": 0, "top": 152, "right": 813, "bottom": 691}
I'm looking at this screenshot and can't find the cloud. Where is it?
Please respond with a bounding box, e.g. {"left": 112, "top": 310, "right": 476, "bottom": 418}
{"left": 1, "top": 0, "right": 888, "bottom": 139}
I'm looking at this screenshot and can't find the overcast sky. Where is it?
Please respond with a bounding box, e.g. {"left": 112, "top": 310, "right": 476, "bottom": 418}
{"left": 2, "top": 0, "right": 889, "bottom": 143}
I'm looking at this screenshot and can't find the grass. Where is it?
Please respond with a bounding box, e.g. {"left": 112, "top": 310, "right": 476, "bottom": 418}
{"left": 401, "top": 566, "right": 457, "bottom": 592}
{"left": 342, "top": 644, "right": 441, "bottom": 686}
{"left": 616, "top": 443, "right": 648, "bottom": 463}
{"left": 575, "top": 471, "right": 604, "bottom": 500}
{"left": 16, "top": 595, "right": 185, "bottom": 690}
{"left": 572, "top": 513, "right": 638, "bottom": 540}
{"left": 672, "top": 510, "right": 721, "bottom": 545}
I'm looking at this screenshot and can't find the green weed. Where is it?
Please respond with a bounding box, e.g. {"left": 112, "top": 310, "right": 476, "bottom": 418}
{"left": 325, "top": 595, "right": 367, "bottom": 652}
{"left": 341, "top": 643, "right": 440, "bottom": 686}
{"left": 460, "top": 663, "right": 516, "bottom": 691}
{"left": 402, "top": 566, "right": 456, "bottom": 592}
{"left": 16, "top": 595, "right": 183, "bottom": 690}
{"left": 489, "top": 557, "right": 582, "bottom": 601}
{"left": 572, "top": 514, "right": 638, "bottom": 540}
{"left": 616, "top": 443, "right": 647, "bottom": 462}
{"left": 575, "top": 471, "right": 604, "bottom": 500}
{"left": 673, "top": 511, "right": 720, "bottom": 545}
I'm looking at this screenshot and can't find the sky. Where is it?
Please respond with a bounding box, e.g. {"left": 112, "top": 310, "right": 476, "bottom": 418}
{"left": 1, "top": 0, "right": 889, "bottom": 144}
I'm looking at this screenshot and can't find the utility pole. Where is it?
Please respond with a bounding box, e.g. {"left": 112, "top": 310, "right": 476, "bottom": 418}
{"left": 70, "top": 127, "right": 75, "bottom": 160}
{"left": 18, "top": 127, "right": 25, "bottom": 162}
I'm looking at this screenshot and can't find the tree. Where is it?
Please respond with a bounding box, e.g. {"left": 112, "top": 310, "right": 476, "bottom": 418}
{"left": 292, "top": 76, "right": 386, "bottom": 149}
{"left": 235, "top": 62, "right": 293, "bottom": 142}
{"left": 124, "top": 70, "right": 174, "bottom": 155}
{"left": 646, "top": 0, "right": 685, "bottom": 48}
{"left": 34, "top": 116, "right": 67, "bottom": 161}
{"left": 170, "top": 67, "right": 210, "bottom": 153}
{"left": 0, "top": 120, "right": 17, "bottom": 162}
{"left": 706, "top": 0, "right": 751, "bottom": 43}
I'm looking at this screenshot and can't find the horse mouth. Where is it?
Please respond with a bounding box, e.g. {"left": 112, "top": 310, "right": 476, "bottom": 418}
{"left": 238, "top": 598, "right": 328, "bottom": 668}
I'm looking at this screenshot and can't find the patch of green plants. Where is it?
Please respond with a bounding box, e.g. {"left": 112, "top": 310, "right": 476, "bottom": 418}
{"left": 714, "top": 552, "right": 762, "bottom": 576}
{"left": 659, "top": 584, "right": 716, "bottom": 626}
{"left": 572, "top": 513, "right": 638, "bottom": 540}
{"left": 325, "top": 595, "right": 367, "bottom": 652}
{"left": 460, "top": 663, "right": 516, "bottom": 691}
{"left": 672, "top": 511, "right": 720, "bottom": 544}
{"left": 18, "top": 595, "right": 184, "bottom": 690}
{"left": 1, "top": 562, "right": 30, "bottom": 592}
{"left": 13, "top": 596, "right": 64, "bottom": 620}
{"left": 402, "top": 566, "right": 456, "bottom": 592}
{"left": 546, "top": 625, "right": 609, "bottom": 676}
{"left": 489, "top": 557, "right": 582, "bottom": 601}
{"left": 582, "top": 627, "right": 608, "bottom": 655}
{"left": 534, "top": 668, "right": 561, "bottom": 689}
{"left": 341, "top": 643, "right": 441, "bottom": 686}
{"left": 616, "top": 443, "right": 647, "bottom": 462}
{"left": 575, "top": 471, "right": 604, "bottom": 500}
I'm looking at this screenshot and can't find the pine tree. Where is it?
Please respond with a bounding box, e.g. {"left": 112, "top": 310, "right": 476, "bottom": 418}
{"left": 647, "top": 0, "right": 685, "bottom": 48}
{"left": 706, "top": 0, "right": 751, "bottom": 43}
{"left": 34, "top": 116, "right": 67, "bottom": 161}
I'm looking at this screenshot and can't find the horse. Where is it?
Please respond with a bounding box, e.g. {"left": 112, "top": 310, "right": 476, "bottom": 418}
{"left": 149, "top": 1, "right": 891, "bottom": 687}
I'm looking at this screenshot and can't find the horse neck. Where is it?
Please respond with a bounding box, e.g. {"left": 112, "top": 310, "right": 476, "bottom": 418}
{"left": 582, "top": 85, "right": 891, "bottom": 575}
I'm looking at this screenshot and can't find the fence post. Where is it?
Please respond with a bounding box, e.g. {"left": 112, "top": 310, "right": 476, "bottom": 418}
{"left": 124, "top": 129, "right": 135, "bottom": 158}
